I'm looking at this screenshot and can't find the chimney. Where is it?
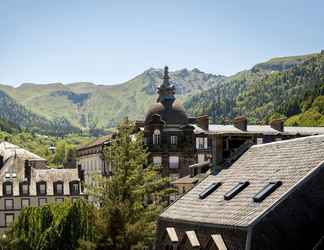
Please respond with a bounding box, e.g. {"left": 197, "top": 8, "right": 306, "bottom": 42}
{"left": 233, "top": 116, "right": 247, "bottom": 131}
{"left": 196, "top": 115, "right": 209, "bottom": 130}
{"left": 270, "top": 119, "right": 284, "bottom": 132}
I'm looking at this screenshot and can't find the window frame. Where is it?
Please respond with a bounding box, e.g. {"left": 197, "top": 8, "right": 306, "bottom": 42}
{"left": 153, "top": 156, "right": 162, "bottom": 166}
{"left": 153, "top": 129, "right": 161, "bottom": 145}
{"left": 21, "top": 198, "right": 30, "bottom": 208}
{"left": 170, "top": 135, "right": 178, "bottom": 145}
{"left": 53, "top": 181, "right": 64, "bottom": 196}
{"left": 38, "top": 197, "right": 47, "bottom": 206}
{"left": 253, "top": 181, "right": 282, "bottom": 203}
{"left": 3, "top": 181, "right": 13, "bottom": 196}
{"left": 224, "top": 181, "right": 250, "bottom": 200}
{"left": 19, "top": 181, "right": 29, "bottom": 196}
{"left": 169, "top": 156, "right": 179, "bottom": 169}
{"left": 4, "top": 199, "right": 14, "bottom": 210}
{"left": 5, "top": 213, "right": 14, "bottom": 227}
{"left": 36, "top": 181, "right": 47, "bottom": 196}
{"left": 199, "top": 182, "right": 222, "bottom": 199}
{"left": 69, "top": 181, "right": 80, "bottom": 195}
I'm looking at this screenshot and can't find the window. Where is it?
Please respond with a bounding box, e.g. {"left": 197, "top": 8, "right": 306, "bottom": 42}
{"left": 70, "top": 181, "right": 80, "bottom": 195}
{"left": 224, "top": 181, "right": 249, "bottom": 200}
{"left": 54, "top": 181, "right": 64, "bottom": 195}
{"left": 37, "top": 181, "right": 47, "bottom": 196}
{"left": 257, "top": 137, "right": 263, "bottom": 144}
{"left": 253, "top": 181, "right": 282, "bottom": 203}
{"left": 5, "top": 214, "right": 14, "bottom": 226}
{"left": 170, "top": 135, "right": 177, "bottom": 145}
{"left": 20, "top": 182, "right": 29, "bottom": 196}
{"left": 196, "top": 137, "right": 208, "bottom": 149}
{"left": 199, "top": 182, "right": 222, "bottom": 199}
{"left": 3, "top": 182, "right": 13, "bottom": 196}
{"left": 153, "top": 156, "right": 162, "bottom": 166}
{"left": 4, "top": 199, "right": 14, "bottom": 210}
{"left": 169, "top": 173, "right": 179, "bottom": 182}
{"left": 198, "top": 154, "right": 205, "bottom": 163}
{"left": 153, "top": 129, "right": 161, "bottom": 145}
{"left": 143, "top": 137, "right": 148, "bottom": 145}
{"left": 38, "top": 198, "right": 47, "bottom": 206}
{"left": 21, "top": 198, "right": 30, "bottom": 208}
{"left": 55, "top": 198, "right": 64, "bottom": 203}
{"left": 169, "top": 156, "right": 179, "bottom": 169}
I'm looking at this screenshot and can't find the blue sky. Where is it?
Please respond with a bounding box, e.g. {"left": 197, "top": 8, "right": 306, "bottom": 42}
{"left": 0, "top": 0, "right": 323, "bottom": 86}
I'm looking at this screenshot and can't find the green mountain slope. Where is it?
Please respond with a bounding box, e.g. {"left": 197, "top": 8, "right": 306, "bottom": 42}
{"left": 0, "top": 90, "right": 79, "bottom": 135}
{"left": 0, "top": 68, "right": 225, "bottom": 128}
{"left": 185, "top": 52, "right": 324, "bottom": 126}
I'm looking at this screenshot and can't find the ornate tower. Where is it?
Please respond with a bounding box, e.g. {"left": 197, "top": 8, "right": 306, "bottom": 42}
{"left": 157, "top": 66, "right": 176, "bottom": 109}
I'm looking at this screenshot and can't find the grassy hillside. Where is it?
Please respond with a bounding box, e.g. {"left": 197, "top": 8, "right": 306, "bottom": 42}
{"left": 0, "top": 68, "right": 225, "bottom": 129}
{"left": 0, "top": 90, "right": 79, "bottom": 135}
{"left": 185, "top": 52, "right": 324, "bottom": 126}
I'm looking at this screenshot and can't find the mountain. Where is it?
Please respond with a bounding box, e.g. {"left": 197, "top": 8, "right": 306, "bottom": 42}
{"left": 0, "top": 90, "right": 79, "bottom": 135}
{"left": 0, "top": 68, "right": 225, "bottom": 129}
{"left": 184, "top": 51, "right": 324, "bottom": 126}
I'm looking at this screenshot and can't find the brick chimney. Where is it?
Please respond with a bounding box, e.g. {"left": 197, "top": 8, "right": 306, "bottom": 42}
{"left": 233, "top": 116, "right": 247, "bottom": 131}
{"left": 196, "top": 115, "right": 209, "bottom": 130}
{"left": 270, "top": 119, "right": 284, "bottom": 132}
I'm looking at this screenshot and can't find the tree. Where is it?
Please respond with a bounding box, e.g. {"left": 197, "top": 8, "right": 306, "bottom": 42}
{"left": 89, "top": 120, "right": 171, "bottom": 250}
{"left": 7, "top": 199, "right": 97, "bottom": 250}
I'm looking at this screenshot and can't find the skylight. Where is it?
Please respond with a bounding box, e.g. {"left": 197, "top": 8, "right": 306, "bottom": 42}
{"left": 224, "top": 181, "right": 249, "bottom": 200}
{"left": 253, "top": 181, "right": 282, "bottom": 203}
{"left": 199, "top": 182, "right": 222, "bottom": 199}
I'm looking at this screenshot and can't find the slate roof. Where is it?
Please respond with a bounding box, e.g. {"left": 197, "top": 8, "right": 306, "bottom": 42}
{"left": 78, "top": 134, "right": 112, "bottom": 150}
{"left": 207, "top": 124, "right": 324, "bottom": 135}
{"left": 160, "top": 135, "right": 324, "bottom": 228}
{"left": 0, "top": 141, "right": 46, "bottom": 162}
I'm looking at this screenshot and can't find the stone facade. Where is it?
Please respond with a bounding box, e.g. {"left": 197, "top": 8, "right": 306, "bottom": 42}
{"left": 0, "top": 142, "right": 82, "bottom": 232}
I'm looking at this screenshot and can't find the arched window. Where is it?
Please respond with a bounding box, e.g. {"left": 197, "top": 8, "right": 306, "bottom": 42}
{"left": 153, "top": 129, "right": 161, "bottom": 145}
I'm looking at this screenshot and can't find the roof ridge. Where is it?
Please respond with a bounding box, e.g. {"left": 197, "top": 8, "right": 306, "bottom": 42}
{"left": 252, "top": 134, "right": 324, "bottom": 148}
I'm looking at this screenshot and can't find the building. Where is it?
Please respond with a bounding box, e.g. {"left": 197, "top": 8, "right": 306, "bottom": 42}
{"left": 76, "top": 134, "right": 112, "bottom": 187}
{"left": 156, "top": 135, "right": 324, "bottom": 250}
{"left": 0, "top": 141, "right": 82, "bottom": 232}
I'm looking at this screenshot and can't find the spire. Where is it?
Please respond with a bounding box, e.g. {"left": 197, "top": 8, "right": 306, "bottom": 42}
{"left": 162, "top": 66, "right": 170, "bottom": 87}
{"left": 157, "top": 66, "right": 176, "bottom": 108}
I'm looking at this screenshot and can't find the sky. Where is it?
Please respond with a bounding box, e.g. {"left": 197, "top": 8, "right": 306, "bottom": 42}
{"left": 0, "top": 0, "right": 323, "bottom": 86}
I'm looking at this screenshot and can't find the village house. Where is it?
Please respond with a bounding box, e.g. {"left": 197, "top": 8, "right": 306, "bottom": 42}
{"left": 0, "top": 141, "right": 83, "bottom": 232}
{"left": 156, "top": 135, "right": 324, "bottom": 250}
{"left": 77, "top": 66, "right": 324, "bottom": 201}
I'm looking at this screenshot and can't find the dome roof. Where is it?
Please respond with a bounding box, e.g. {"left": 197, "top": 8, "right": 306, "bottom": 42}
{"left": 145, "top": 101, "right": 188, "bottom": 125}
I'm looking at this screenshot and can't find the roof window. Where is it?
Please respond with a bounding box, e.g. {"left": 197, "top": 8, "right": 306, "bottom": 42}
{"left": 253, "top": 181, "right": 282, "bottom": 203}
{"left": 224, "top": 181, "right": 249, "bottom": 200}
{"left": 199, "top": 182, "right": 221, "bottom": 199}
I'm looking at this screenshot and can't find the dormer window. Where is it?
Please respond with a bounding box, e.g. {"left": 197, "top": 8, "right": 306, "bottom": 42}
{"left": 20, "top": 182, "right": 29, "bottom": 196}
{"left": 37, "top": 181, "right": 47, "bottom": 196}
{"left": 196, "top": 137, "right": 208, "bottom": 149}
{"left": 54, "top": 181, "right": 64, "bottom": 195}
{"left": 70, "top": 181, "right": 80, "bottom": 195}
{"left": 153, "top": 129, "right": 161, "bottom": 145}
{"left": 170, "top": 135, "right": 177, "bottom": 145}
{"left": 3, "top": 182, "right": 13, "bottom": 196}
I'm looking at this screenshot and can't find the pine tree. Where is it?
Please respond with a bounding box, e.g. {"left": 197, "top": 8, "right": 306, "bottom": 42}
{"left": 89, "top": 120, "right": 171, "bottom": 250}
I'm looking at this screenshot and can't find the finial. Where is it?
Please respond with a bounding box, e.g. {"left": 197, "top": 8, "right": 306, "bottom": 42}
{"left": 162, "top": 66, "right": 170, "bottom": 86}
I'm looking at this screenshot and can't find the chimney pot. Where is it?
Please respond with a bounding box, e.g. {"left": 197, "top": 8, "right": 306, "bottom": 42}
{"left": 233, "top": 116, "right": 247, "bottom": 131}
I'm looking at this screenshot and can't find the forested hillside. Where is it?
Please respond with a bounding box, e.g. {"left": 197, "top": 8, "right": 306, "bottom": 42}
{"left": 0, "top": 90, "right": 79, "bottom": 135}
{"left": 185, "top": 52, "right": 324, "bottom": 126}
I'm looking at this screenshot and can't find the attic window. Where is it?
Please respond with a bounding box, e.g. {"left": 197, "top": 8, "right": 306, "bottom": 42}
{"left": 224, "top": 181, "right": 249, "bottom": 200}
{"left": 253, "top": 181, "right": 282, "bottom": 203}
{"left": 199, "top": 182, "right": 221, "bottom": 199}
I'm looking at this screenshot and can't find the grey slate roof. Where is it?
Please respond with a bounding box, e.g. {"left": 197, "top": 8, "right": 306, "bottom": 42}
{"left": 160, "top": 135, "right": 324, "bottom": 228}
{"left": 207, "top": 124, "right": 324, "bottom": 135}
